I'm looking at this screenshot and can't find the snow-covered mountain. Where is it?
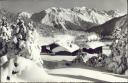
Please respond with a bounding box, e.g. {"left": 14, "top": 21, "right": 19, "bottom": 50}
{"left": 18, "top": 12, "right": 31, "bottom": 19}
{"left": 31, "top": 7, "right": 123, "bottom": 30}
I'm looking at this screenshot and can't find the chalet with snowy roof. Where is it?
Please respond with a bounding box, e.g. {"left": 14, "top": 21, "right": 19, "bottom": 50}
{"left": 41, "top": 41, "right": 80, "bottom": 55}
{"left": 52, "top": 41, "right": 79, "bottom": 55}
{"left": 82, "top": 41, "right": 105, "bottom": 54}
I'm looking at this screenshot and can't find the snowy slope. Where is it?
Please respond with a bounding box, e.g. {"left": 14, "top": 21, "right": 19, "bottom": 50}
{"left": 48, "top": 68, "right": 128, "bottom": 82}
{"left": 2, "top": 56, "right": 127, "bottom": 82}
{"left": 41, "top": 55, "right": 128, "bottom": 82}
{"left": 1, "top": 57, "right": 90, "bottom": 82}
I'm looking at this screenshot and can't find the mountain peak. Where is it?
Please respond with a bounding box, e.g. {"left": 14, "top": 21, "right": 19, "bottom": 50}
{"left": 18, "top": 12, "right": 31, "bottom": 18}
{"left": 31, "top": 7, "right": 124, "bottom": 31}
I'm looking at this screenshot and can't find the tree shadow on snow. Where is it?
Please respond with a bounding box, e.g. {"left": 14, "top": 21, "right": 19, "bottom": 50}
{"left": 43, "top": 60, "right": 71, "bottom": 69}
{"left": 102, "top": 72, "right": 128, "bottom": 79}
{"left": 70, "top": 64, "right": 108, "bottom": 72}
{"left": 43, "top": 60, "right": 127, "bottom": 79}
{"left": 43, "top": 60, "right": 58, "bottom": 69}
{"left": 43, "top": 60, "right": 109, "bottom": 73}
{"left": 50, "top": 74, "right": 108, "bottom": 82}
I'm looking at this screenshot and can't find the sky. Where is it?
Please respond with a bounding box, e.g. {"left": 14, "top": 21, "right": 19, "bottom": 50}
{"left": 0, "top": 0, "right": 127, "bottom": 13}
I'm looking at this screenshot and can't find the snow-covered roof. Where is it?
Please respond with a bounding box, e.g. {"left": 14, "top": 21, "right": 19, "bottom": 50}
{"left": 54, "top": 41, "right": 79, "bottom": 53}
{"left": 86, "top": 41, "right": 105, "bottom": 49}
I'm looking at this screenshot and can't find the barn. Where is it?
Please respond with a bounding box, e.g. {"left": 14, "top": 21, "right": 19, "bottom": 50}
{"left": 82, "top": 41, "right": 105, "bottom": 54}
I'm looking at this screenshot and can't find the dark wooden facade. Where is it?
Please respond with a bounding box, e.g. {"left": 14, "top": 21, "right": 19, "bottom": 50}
{"left": 82, "top": 47, "right": 102, "bottom": 54}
